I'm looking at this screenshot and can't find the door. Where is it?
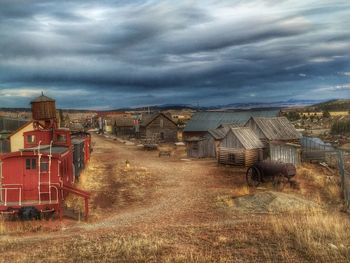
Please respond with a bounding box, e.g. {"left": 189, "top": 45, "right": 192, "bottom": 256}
{"left": 23, "top": 158, "right": 39, "bottom": 201}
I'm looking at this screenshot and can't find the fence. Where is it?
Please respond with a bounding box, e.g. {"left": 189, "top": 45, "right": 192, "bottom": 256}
{"left": 301, "top": 136, "right": 350, "bottom": 211}
{"left": 338, "top": 151, "right": 350, "bottom": 211}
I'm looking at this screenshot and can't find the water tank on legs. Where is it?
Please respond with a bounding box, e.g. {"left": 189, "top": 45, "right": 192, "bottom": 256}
{"left": 31, "top": 92, "right": 56, "bottom": 121}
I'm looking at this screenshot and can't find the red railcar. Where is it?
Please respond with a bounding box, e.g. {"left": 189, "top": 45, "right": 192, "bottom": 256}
{"left": 0, "top": 94, "right": 90, "bottom": 220}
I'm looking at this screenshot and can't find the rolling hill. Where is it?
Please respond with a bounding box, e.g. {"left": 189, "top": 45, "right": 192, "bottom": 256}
{"left": 311, "top": 99, "right": 350, "bottom": 111}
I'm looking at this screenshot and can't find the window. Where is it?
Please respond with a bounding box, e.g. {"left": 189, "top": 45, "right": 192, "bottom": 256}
{"left": 26, "top": 158, "right": 37, "bottom": 169}
{"left": 160, "top": 118, "right": 164, "bottom": 128}
{"left": 40, "top": 162, "right": 49, "bottom": 172}
{"left": 57, "top": 134, "right": 66, "bottom": 142}
{"left": 27, "top": 135, "right": 35, "bottom": 143}
{"left": 228, "top": 153, "right": 236, "bottom": 163}
{"left": 26, "top": 159, "right": 31, "bottom": 169}
{"left": 193, "top": 142, "right": 198, "bottom": 151}
{"left": 32, "top": 159, "right": 36, "bottom": 169}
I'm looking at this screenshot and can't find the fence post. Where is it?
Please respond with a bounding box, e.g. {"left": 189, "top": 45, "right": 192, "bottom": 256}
{"left": 337, "top": 150, "right": 349, "bottom": 211}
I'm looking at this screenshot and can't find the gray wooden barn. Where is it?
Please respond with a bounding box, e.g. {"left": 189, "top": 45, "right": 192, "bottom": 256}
{"left": 113, "top": 117, "right": 135, "bottom": 138}
{"left": 185, "top": 126, "right": 234, "bottom": 158}
{"left": 245, "top": 117, "right": 302, "bottom": 165}
{"left": 185, "top": 137, "right": 209, "bottom": 158}
{"left": 218, "top": 127, "right": 264, "bottom": 166}
{"left": 140, "top": 112, "right": 178, "bottom": 142}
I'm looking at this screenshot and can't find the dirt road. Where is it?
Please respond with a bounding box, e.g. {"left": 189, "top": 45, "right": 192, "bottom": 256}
{"left": 1, "top": 134, "right": 349, "bottom": 262}
{"left": 81, "top": 133, "right": 237, "bottom": 230}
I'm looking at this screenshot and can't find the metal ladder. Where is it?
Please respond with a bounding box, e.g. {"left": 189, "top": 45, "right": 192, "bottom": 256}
{"left": 38, "top": 141, "right": 53, "bottom": 204}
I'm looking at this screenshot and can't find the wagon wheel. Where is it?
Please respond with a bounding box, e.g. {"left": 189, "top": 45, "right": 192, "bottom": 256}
{"left": 246, "top": 166, "right": 261, "bottom": 187}
{"left": 273, "top": 173, "right": 286, "bottom": 191}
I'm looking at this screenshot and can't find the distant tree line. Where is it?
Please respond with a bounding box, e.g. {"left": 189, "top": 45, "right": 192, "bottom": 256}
{"left": 284, "top": 111, "right": 301, "bottom": 121}
{"left": 331, "top": 120, "right": 350, "bottom": 135}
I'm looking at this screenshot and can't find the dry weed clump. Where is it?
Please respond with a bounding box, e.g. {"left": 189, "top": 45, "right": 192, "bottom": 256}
{"left": 268, "top": 210, "right": 350, "bottom": 262}
{"left": 0, "top": 215, "right": 60, "bottom": 235}
{"left": 297, "top": 165, "right": 342, "bottom": 204}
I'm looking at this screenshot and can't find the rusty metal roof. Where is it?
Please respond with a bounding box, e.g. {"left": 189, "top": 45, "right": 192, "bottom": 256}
{"left": 230, "top": 127, "right": 264, "bottom": 149}
{"left": 247, "top": 117, "right": 302, "bottom": 140}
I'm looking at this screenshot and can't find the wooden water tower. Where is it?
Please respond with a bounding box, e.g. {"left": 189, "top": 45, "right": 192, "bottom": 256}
{"left": 31, "top": 92, "right": 57, "bottom": 129}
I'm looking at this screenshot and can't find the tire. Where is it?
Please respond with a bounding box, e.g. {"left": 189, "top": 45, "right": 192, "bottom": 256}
{"left": 246, "top": 166, "right": 261, "bottom": 187}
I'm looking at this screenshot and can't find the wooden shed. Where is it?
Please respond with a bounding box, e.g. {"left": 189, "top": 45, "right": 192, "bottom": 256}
{"left": 269, "top": 142, "right": 301, "bottom": 165}
{"left": 113, "top": 117, "right": 135, "bottom": 138}
{"left": 140, "top": 113, "right": 178, "bottom": 142}
{"left": 206, "top": 126, "right": 231, "bottom": 158}
{"left": 185, "top": 137, "right": 209, "bottom": 158}
{"left": 245, "top": 117, "right": 302, "bottom": 145}
{"left": 245, "top": 117, "right": 302, "bottom": 163}
{"left": 218, "top": 127, "right": 264, "bottom": 166}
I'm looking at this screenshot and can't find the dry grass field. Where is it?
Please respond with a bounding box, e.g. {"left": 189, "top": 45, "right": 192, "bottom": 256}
{"left": 301, "top": 111, "right": 349, "bottom": 117}
{"left": 0, "top": 134, "right": 350, "bottom": 262}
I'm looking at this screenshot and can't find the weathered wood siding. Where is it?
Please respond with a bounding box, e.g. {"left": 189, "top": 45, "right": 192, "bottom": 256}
{"left": 144, "top": 115, "right": 178, "bottom": 142}
{"left": 186, "top": 135, "right": 216, "bottom": 158}
{"left": 269, "top": 143, "right": 301, "bottom": 165}
{"left": 220, "top": 130, "right": 244, "bottom": 148}
{"left": 203, "top": 134, "right": 216, "bottom": 158}
{"left": 114, "top": 126, "right": 135, "bottom": 137}
{"left": 218, "top": 147, "right": 260, "bottom": 167}
{"left": 245, "top": 118, "right": 266, "bottom": 141}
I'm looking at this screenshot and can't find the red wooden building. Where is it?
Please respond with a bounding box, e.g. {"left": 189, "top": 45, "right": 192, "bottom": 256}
{"left": 0, "top": 93, "right": 90, "bottom": 220}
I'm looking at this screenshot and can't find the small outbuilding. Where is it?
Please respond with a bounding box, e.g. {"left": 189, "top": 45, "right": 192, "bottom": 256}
{"left": 113, "top": 117, "right": 135, "bottom": 138}
{"left": 218, "top": 127, "right": 264, "bottom": 166}
{"left": 140, "top": 112, "right": 178, "bottom": 142}
{"left": 205, "top": 126, "right": 231, "bottom": 158}
{"left": 185, "top": 137, "right": 208, "bottom": 158}
{"left": 245, "top": 117, "right": 302, "bottom": 145}
{"left": 245, "top": 117, "right": 302, "bottom": 164}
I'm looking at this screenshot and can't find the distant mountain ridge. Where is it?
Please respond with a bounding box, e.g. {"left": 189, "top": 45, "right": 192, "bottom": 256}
{"left": 113, "top": 99, "right": 325, "bottom": 112}
{"left": 311, "top": 99, "right": 350, "bottom": 111}
{"left": 1, "top": 98, "right": 345, "bottom": 112}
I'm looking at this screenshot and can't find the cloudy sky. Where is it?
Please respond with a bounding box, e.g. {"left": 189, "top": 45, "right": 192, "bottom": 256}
{"left": 0, "top": 0, "right": 349, "bottom": 109}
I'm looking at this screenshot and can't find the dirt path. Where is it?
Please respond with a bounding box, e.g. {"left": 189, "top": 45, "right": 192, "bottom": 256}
{"left": 80, "top": 133, "right": 230, "bottom": 231}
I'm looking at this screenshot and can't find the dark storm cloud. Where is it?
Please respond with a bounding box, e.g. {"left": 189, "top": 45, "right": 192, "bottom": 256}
{"left": 0, "top": 0, "right": 349, "bottom": 109}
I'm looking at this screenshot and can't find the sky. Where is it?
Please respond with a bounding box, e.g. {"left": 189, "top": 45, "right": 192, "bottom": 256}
{"left": 0, "top": 0, "right": 349, "bottom": 109}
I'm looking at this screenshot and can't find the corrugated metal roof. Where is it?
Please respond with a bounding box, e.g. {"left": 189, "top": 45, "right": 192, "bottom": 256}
{"left": 208, "top": 127, "right": 230, "bottom": 140}
{"left": 248, "top": 117, "right": 302, "bottom": 140}
{"left": 184, "top": 110, "right": 279, "bottom": 132}
{"left": 230, "top": 127, "right": 264, "bottom": 149}
{"left": 217, "top": 123, "right": 241, "bottom": 129}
